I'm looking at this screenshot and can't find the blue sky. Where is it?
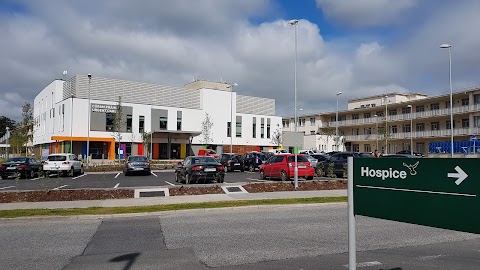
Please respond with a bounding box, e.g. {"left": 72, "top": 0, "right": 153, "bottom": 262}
{"left": 0, "top": 0, "right": 479, "bottom": 120}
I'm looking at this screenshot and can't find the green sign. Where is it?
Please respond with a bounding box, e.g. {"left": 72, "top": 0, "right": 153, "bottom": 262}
{"left": 353, "top": 158, "right": 480, "bottom": 234}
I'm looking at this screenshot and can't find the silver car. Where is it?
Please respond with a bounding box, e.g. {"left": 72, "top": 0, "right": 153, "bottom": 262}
{"left": 303, "top": 154, "right": 318, "bottom": 168}
{"left": 124, "top": 155, "right": 151, "bottom": 176}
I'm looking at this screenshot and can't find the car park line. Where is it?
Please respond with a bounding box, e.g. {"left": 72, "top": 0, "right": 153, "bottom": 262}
{"left": 151, "top": 172, "right": 158, "bottom": 177}
{"left": 52, "top": 185, "right": 68, "bottom": 190}
{"left": 72, "top": 174, "right": 86, "bottom": 180}
{"left": 0, "top": 186, "right": 15, "bottom": 190}
{"left": 30, "top": 176, "right": 43, "bottom": 181}
{"left": 113, "top": 183, "right": 120, "bottom": 189}
{"left": 164, "top": 181, "right": 175, "bottom": 186}
{"left": 114, "top": 173, "right": 120, "bottom": 178}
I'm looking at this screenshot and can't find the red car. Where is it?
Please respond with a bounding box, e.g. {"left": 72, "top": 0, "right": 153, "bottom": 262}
{"left": 259, "top": 154, "right": 315, "bottom": 181}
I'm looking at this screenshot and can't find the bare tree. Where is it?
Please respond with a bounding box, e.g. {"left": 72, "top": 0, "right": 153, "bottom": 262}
{"left": 112, "top": 96, "right": 124, "bottom": 162}
{"left": 270, "top": 124, "right": 283, "bottom": 147}
{"left": 200, "top": 113, "right": 214, "bottom": 147}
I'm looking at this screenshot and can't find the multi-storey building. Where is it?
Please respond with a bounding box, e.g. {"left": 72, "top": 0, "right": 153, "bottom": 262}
{"left": 33, "top": 75, "right": 281, "bottom": 160}
{"left": 284, "top": 88, "right": 480, "bottom": 155}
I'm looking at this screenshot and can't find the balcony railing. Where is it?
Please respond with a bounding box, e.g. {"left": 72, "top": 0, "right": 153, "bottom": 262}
{"left": 323, "top": 103, "right": 480, "bottom": 128}
{"left": 343, "top": 127, "right": 480, "bottom": 141}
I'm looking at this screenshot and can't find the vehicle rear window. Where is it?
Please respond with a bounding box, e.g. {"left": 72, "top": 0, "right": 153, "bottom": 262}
{"left": 287, "top": 156, "right": 309, "bottom": 162}
{"left": 192, "top": 157, "right": 218, "bottom": 164}
{"left": 6, "top": 157, "right": 27, "bottom": 163}
{"left": 47, "top": 155, "right": 67, "bottom": 161}
{"left": 128, "top": 156, "right": 148, "bottom": 162}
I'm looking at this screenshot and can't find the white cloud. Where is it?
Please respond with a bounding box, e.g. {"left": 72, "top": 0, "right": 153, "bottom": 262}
{"left": 316, "top": 0, "right": 417, "bottom": 27}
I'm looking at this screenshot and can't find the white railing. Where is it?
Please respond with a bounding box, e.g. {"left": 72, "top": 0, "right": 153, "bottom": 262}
{"left": 344, "top": 127, "right": 480, "bottom": 141}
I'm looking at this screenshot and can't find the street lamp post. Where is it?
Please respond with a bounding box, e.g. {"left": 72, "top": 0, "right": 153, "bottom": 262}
{"left": 407, "top": 105, "right": 413, "bottom": 155}
{"left": 289, "top": 19, "right": 299, "bottom": 189}
{"left": 384, "top": 95, "right": 388, "bottom": 154}
{"left": 374, "top": 114, "right": 378, "bottom": 151}
{"left": 86, "top": 74, "right": 92, "bottom": 168}
{"left": 227, "top": 83, "right": 238, "bottom": 153}
{"left": 5, "top": 127, "right": 10, "bottom": 160}
{"left": 440, "top": 43, "right": 454, "bottom": 157}
{"left": 336, "top": 92, "right": 342, "bottom": 151}
{"left": 70, "top": 94, "right": 74, "bottom": 154}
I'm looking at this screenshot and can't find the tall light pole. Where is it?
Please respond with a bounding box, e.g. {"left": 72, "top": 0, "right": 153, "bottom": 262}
{"left": 289, "top": 19, "right": 299, "bottom": 189}
{"left": 407, "top": 105, "right": 413, "bottom": 155}
{"left": 384, "top": 95, "right": 388, "bottom": 154}
{"left": 227, "top": 83, "right": 238, "bottom": 153}
{"left": 336, "top": 92, "right": 342, "bottom": 151}
{"left": 440, "top": 43, "right": 454, "bottom": 157}
{"left": 374, "top": 114, "right": 378, "bottom": 151}
{"left": 5, "top": 127, "right": 10, "bottom": 160}
{"left": 86, "top": 74, "right": 92, "bottom": 168}
{"left": 70, "top": 94, "right": 74, "bottom": 153}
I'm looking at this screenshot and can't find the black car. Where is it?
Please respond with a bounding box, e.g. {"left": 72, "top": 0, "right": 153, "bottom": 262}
{"left": 219, "top": 153, "right": 245, "bottom": 172}
{"left": 383, "top": 154, "right": 422, "bottom": 158}
{"left": 396, "top": 150, "right": 424, "bottom": 157}
{"left": 310, "top": 153, "right": 330, "bottom": 162}
{"left": 318, "top": 152, "right": 361, "bottom": 177}
{"left": 175, "top": 156, "right": 225, "bottom": 184}
{"left": 243, "top": 152, "right": 268, "bottom": 172}
{"left": 0, "top": 157, "right": 43, "bottom": 179}
{"left": 123, "top": 155, "right": 151, "bottom": 176}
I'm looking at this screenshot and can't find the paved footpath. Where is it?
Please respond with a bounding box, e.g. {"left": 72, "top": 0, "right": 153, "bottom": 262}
{"left": 0, "top": 189, "right": 347, "bottom": 210}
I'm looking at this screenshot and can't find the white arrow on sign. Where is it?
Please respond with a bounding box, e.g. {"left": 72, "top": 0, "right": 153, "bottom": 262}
{"left": 447, "top": 166, "right": 468, "bottom": 185}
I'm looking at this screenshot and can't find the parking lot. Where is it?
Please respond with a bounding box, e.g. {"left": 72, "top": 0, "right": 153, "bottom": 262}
{"left": 0, "top": 170, "right": 335, "bottom": 191}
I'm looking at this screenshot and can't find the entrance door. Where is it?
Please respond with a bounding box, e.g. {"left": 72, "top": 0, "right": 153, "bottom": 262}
{"left": 171, "top": 143, "right": 181, "bottom": 159}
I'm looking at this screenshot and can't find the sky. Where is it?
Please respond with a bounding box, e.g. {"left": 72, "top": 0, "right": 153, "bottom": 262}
{"left": 1, "top": 0, "right": 480, "bottom": 121}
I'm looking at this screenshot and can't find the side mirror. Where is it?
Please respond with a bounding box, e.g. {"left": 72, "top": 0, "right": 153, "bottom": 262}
{"left": 177, "top": 161, "right": 183, "bottom": 166}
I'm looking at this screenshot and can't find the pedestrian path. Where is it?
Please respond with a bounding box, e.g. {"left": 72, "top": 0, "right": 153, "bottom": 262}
{"left": 0, "top": 189, "right": 347, "bottom": 211}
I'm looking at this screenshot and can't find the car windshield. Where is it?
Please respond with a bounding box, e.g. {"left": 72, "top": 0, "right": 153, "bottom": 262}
{"left": 287, "top": 156, "right": 309, "bottom": 162}
{"left": 208, "top": 151, "right": 216, "bottom": 154}
{"left": 47, "top": 155, "right": 67, "bottom": 161}
{"left": 6, "top": 157, "right": 27, "bottom": 163}
{"left": 128, "top": 156, "right": 148, "bottom": 162}
{"left": 191, "top": 157, "right": 218, "bottom": 164}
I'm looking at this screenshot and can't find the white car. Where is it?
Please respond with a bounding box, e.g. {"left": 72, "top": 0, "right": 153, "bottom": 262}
{"left": 43, "top": 153, "right": 84, "bottom": 177}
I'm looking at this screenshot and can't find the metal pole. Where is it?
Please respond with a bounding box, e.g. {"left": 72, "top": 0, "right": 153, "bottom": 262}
{"left": 150, "top": 131, "right": 153, "bottom": 160}
{"left": 374, "top": 115, "right": 378, "bottom": 151}
{"left": 70, "top": 94, "right": 74, "bottom": 154}
{"left": 86, "top": 74, "right": 91, "bottom": 168}
{"left": 410, "top": 117, "right": 413, "bottom": 155}
{"left": 336, "top": 92, "right": 342, "bottom": 151}
{"left": 6, "top": 127, "right": 10, "bottom": 160}
{"left": 347, "top": 156, "right": 356, "bottom": 270}
{"left": 384, "top": 96, "right": 388, "bottom": 155}
{"left": 290, "top": 20, "right": 299, "bottom": 189}
{"left": 448, "top": 47, "right": 454, "bottom": 158}
{"left": 231, "top": 86, "right": 233, "bottom": 153}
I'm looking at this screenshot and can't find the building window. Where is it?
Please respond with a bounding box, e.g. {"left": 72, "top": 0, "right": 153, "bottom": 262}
{"left": 431, "top": 122, "right": 439, "bottom": 130}
{"left": 177, "top": 111, "right": 182, "bottom": 131}
{"left": 139, "top": 116, "right": 145, "bottom": 133}
{"left": 474, "top": 94, "right": 480, "bottom": 104}
{"left": 390, "top": 125, "right": 398, "bottom": 133}
{"left": 365, "top": 127, "right": 372, "bottom": 134}
{"left": 475, "top": 116, "right": 480, "bottom": 127}
{"left": 352, "top": 114, "right": 359, "bottom": 120}
{"left": 310, "top": 117, "right": 315, "bottom": 125}
{"left": 364, "top": 144, "right": 371, "bottom": 152}
{"left": 416, "top": 105, "right": 425, "bottom": 112}
{"left": 446, "top": 120, "right": 455, "bottom": 129}
{"left": 462, "top": 98, "right": 469, "bottom": 106}
{"left": 375, "top": 111, "right": 384, "bottom": 117}
{"left": 416, "top": 142, "right": 425, "bottom": 154}
{"left": 298, "top": 118, "right": 305, "bottom": 126}
{"left": 253, "top": 117, "right": 256, "bottom": 138}
{"left": 416, "top": 123, "right": 425, "bottom": 132}
{"left": 282, "top": 120, "right": 289, "bottom": 128}
{"left": 462, "top": 119, "right": 469, "bottom": 128}
{"left": 445, "top": 101, "right": 451, "bottom": 109}
{"left": 402, "top": 124, "right": 411, "bottom": 132}
{"left": 352, "top": 128, "right": 359, "bottom": 135}
{"left": 106, "top": 113, "right": 114, "bottom": 131}
{"left": 160, "top": 116, "right": 167, "bottom": 130}
{"left": 431, "top": 103, "right": 440, "bottom": 110}
{"left": 389, "top": 109, "right": 397, "bottom": 116}
{"left": 402, "top": 107, "right": 411, "bottom": 114}
{"left": 236, "top": 116, "right": 242, "bottom": 137}
{"left": 352, "top": 144, "right": 360, "bottom": 152}
{"left": 267, "top": 118, "right": 271, "bottom": 139}
{"left": 227, "top": 122, "right": 231, "bottom": 137}
{"left": 261, "top": 118, "right": 265, "bottom": 138}
{"left": 364, "top": 113, "right": 371, "bottom": 119}
{"left": 126, "top": 114, "right": 132, "bottom": 132}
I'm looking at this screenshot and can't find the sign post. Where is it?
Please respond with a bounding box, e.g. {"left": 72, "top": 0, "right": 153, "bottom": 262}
{"left": 471, "top": 135, "right": 476, "bottom": 154}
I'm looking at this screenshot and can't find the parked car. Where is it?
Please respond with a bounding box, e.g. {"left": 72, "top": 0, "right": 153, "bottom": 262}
{"left": 124, "top": 155, "right": 151, "bottom": 176}
{"left": 382, "top": 154, "right": 422, "bottom": 158}
{"left": 42, "top": 153, "right": 84, "bottom": 177}
{"left": 219, "top": 153, "right": 245, "bottom": 172}
{"left": 243, "top": 152, "right": 268, "bottom": 172}
{"left": 268, "top": 149, "right": 288, "bottom": 154}
{"left": 318, "top": 152, "right": 361, "bottom": 177}
{"left": 311, "top": 153, "right": 330, "bottom": 162}
{"left": 299, "top": 150, "right": 316, "bottom": 155}
{"left": 175, "top": 156, "right": 225, "bottom": 184}
{"left": 197, "top": 149, "right": 219, "bottom": 159}
{"left": 259, "top": 154, "right": 314, "bottom": 181}
{"left": 0, "top": 157, "right": 43, "bottom": 179}
{"left": 396, "top": 150, "right": 424, "bottom": 157}
{"left": 303, "top": 154, "right": 318, "bottom": 168}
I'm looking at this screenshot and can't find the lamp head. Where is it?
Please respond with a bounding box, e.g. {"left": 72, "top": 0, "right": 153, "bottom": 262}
{"left": 407, "top": 105, "right": 412, "bottom": 108}
{"left": 440, "top": 44, "right": 452, "bottom": 48}
{"left": 87, "top": 74, "right": 92, "bottom": 79}
{"left": 289, "top": 19, "right": 299, "bottom": 25}
{"left": 337, "top": 92, "right": 342, "bottom": 96}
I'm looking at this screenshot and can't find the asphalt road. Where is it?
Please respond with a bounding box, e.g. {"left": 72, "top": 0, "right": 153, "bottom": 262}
{"left": 0, "top": 204, "right": 478, "bottom": 270}
{"left": 0, "top": 170, "right": 335, "bottom": 191}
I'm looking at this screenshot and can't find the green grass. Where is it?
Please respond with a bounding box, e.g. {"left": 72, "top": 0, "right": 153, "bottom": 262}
{"left": 0, "top": 196, "right": 347, "bottom": 218}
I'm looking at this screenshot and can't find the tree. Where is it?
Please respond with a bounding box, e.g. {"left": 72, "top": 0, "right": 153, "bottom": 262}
{"left": 0, "top": 116, "right": 16, "bottom": 138}
{"left": 112, "top": 96, "right": 124, "bottom": 161}
{"left": 141, "top": 131, "right": 151, "bottom": 158}
{"left": 270, "top": 124, "right": 283, "bottom": 147}
{"left": 21, "top": 102, "right": 34, "bottom": 154}
{"left": 200, "top": 113, "right": 214, "bottom": 146}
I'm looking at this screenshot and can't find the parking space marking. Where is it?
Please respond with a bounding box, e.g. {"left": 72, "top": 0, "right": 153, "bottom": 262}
{"left": 52, "top": 185, "right": 68, "bottom": 190}
{"left": 114, "top": 173, "right": 120, "bottom": 178}
{"left": 343, "top": 261, "right": 382, "bottom": 268}
{"left": 30, "top": 177, "right": 43, "bottom": 181}
{"left": 151, "top": 172, "right": 158, "bottom": 177}
{"left": 0, "top": 186, "right": 15, "bottom": 190}
{"left": 114, "top": 183, "right": 120, "bottom": 189}
{"left": 164, "top": 181, "right": 175, "bottom": 186}
{"left": 72, "top": 174, "right": 86, "bottom": 180}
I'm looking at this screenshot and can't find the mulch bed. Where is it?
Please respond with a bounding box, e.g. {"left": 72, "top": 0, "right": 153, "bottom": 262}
{"left": 0, "top": 181, "right": 347, "bottom": 204}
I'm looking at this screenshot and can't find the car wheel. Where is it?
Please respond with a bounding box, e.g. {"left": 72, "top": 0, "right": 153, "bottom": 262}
{"left": 124, "top": 171, "right": 129, "bottom": 176}
{"left": 80, "top": 166, "right": 84, "bottom": 175}
{"left": 249, "top": 164, "right": 255, "bottom": 172}
{"left": 1, "top": 175, "right": 7, "bottom": 180}
{"left": 280, "top": 170, "right": 289, "bottom": 181}
{"left": 217, "top": 175, "right": 225, "bottom": 183}
{"left": 175, "top": 172, "right": 179, "bottom": 182}
{"left": 29, "top": 169, "right": 35, "bottom": 179}
{"left": 259, "top": 170, "right": 266, "bottom": 180}
{"left": 185, "top": 174, "right": 192, "bottom": 184}
{"left": 69, "top": 167, "right": 75, "bottom": 177}
{"left": 240, "top": 166, "right": 245, "bottom": 172}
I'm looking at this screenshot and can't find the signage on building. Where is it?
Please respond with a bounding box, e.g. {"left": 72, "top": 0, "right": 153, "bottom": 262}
{"left": 91, "top": 104, "right": 117, "bottom": 113}
{"left": 353, "top": 158, "right": 480, "bottom": 234}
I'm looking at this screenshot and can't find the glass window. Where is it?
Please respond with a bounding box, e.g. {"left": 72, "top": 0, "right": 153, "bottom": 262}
{"left": 474, "top": 116, "right": 480, "bottom": 128}
{"left": 253, "top": 117, "right": 257, "bottom": 138}
{"left": 160, "top": 116, "right": 167, "bottom": 130}
{"left": 352, "top": 128, "right": 359, "bottom": 135}
{"left": 282, "top": 120, "right": 289, "bottom": 128}
{"left": 139, "top": 115, "right": 145, "bottom": 133}
{"left": 431, "top": 122, "right": 439, "bottom": 130}
{"left": 389, "top": 109, "right": 397, "bottom": 116}
{"left": 352, "top": 144, "right": 360, "bottom": 152}
{"left": 126, "top": 114, "right": 132, "bottom": 132}
{"left": 462, "top": 98, "right": 469, "bottom": 106}
{"left": 390, "top": 125, "right": 398, "bottom": 133}
{"left": 364, "top": 113, "right": 371, "bottom": 119}
{"left": 227, "top": 122, "right": 231, "bottom": 137}
{"left": 352, "top": 114, "right": 359, "bottom": 120}
{"left": 431, "top": 103, "right": 440, "bottom": 110}
{"left": 261, "top": 118, "right": 265, "bottom": 138}
{"left": 416, "top": 123, "right": 425, "bottom": 132}
{"left": 236, "top": 116, "right": 242, "bottom": 137}
{"left": 446, "top": 120, "right": 455, "bottom": 129}
{"left": 416, "top": 105, "right": 425, "bottom": 112}
{"left": 310, "top": 117, "right": 315, "bottom": 125}
{"left": 402, "top": 107, "right": 411, "bottom": 114}
{"left": 177, "top": 112, "right": 182, "bottom": 131}
{"left": 365, "top": 127, "right": 372, "bottom": 134}
{"left": 462, "top": 119, "right": 469, "bottom": 128}
{"left": 402, "top": 124, "right": 411, "bottom": 132}
{"left": 474, "top": 94, "right": 480, "bottom": 104}
{"left": 375, "top": 111, "right": 384, "bottom": 117}
{"left": 445, "top": 101, "right": 451, "bottom": 109}
{"left": 287, "top": 155, "right": 308, "bottom": 162}
{"left": 106, "top": 113, "right": 114, "bottom": 131}
{"left": 364, "top": 144, "right": 371, "bottom": 152}
{"left": 267, "top": 118, "right": 271, "bottom": 138}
